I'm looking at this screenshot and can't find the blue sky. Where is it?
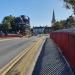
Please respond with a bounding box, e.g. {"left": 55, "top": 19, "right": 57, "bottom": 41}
{"left": 0, "top": 0, "right": 73, "bottom": 27}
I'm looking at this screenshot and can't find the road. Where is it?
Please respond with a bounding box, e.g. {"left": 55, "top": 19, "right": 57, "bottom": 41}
{"left": 0, "top": 36, "right": 39, "bottom": 69}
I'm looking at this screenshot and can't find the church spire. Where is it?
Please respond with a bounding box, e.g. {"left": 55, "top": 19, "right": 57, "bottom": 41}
{"left": 51, "top": 10, "right": 56, "bottom": 26}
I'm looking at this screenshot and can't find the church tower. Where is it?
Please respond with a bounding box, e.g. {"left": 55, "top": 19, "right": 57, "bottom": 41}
{"left": 51, "top": 10, "right": 56, "bottom": 26}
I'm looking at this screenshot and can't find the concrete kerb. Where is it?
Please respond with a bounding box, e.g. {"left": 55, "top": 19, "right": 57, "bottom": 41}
{"left": 0, "top": 37, "right": 29, "bottom": 42}
{"left": 0, "top": 38, "right": 19, "bottom": 41}
{"left": 27, "top": 37, "right": 46, "bottom": 75}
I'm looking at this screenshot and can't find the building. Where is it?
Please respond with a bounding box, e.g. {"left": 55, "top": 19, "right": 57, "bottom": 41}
{"left": 44, "top": 27, "right": 51, "bottom": 34}
{"left": 33, "top": 27, "right": 45, "bottom": 35}
{"left": 33, "top": 26, "right": 51, "bottom": 35}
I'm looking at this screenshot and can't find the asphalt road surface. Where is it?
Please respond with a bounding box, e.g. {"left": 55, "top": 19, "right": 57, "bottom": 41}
{"left": 0, "top": 36, "right": 39, "bottom": 69}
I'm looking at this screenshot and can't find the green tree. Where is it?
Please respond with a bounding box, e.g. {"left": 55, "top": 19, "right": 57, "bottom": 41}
{"left": 53, "top": 21, "right": 64, "bottom": 30}
{"left": 2, "top": 15, "right": 15, "bottom": 34}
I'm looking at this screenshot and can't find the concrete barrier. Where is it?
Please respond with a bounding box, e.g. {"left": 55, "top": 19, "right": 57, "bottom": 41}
{"left": 0, "top": 36, "right": 46, "bottom": 75}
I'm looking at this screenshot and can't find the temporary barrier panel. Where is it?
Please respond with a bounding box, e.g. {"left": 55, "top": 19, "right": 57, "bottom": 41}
{"left": 50, "top": 32, "right": 75, "bottom": 72}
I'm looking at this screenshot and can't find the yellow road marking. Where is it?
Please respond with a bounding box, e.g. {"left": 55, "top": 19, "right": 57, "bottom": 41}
{"left": 0, "top": 37, "right": 45, "bottom": 75}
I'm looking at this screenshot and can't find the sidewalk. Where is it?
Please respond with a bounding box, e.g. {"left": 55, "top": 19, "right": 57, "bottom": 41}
{"left": 32, "top": 38, "right": 74, "bottom": 75}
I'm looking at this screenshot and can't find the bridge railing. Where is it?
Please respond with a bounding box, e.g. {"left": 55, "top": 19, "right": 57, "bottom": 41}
{"left": 50, "top": 32, "right": 75, "bottom": 72}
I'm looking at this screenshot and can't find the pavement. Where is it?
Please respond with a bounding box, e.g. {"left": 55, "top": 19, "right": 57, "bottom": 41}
{"left": 32, "top": 38, "right": 74, "bottom": 75}
{"left": 0, "top": 36, "right": 39, "bottom": 69}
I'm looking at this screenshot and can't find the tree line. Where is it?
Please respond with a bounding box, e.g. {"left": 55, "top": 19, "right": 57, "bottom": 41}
{"left": 53, "top": 15, "right": 75, "bottom": 30}
{"left": 0, "top": 15, "right": 30, "bottom": 35}
{"left": 53, "top": 0, "right": 75, "bottom": 30}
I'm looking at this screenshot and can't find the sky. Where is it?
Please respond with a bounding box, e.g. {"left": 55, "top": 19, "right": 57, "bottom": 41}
{"left": 0, "top": 0, "right": 73, "bottom": 27}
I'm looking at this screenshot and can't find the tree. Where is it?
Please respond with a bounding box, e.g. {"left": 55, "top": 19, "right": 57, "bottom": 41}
{"left": 64, "top": 15, "right": 75, "bottom": 28}
{"left": 53, "top": 16, "right": 75, "bottom": 30}
{"left": 62, "top": 0, "right": 75, "bottom": 14}
{"left": 53, "top": 21, "right": 64, "bottom": 30}
{"left": 14, "top": 15, "right": 30, "bottom": 35}
{"left": 2, "top": 15, "right": 15, "bottom": 34}
{"left": 1, "top": 15, "right": 31, "bottom": 35}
